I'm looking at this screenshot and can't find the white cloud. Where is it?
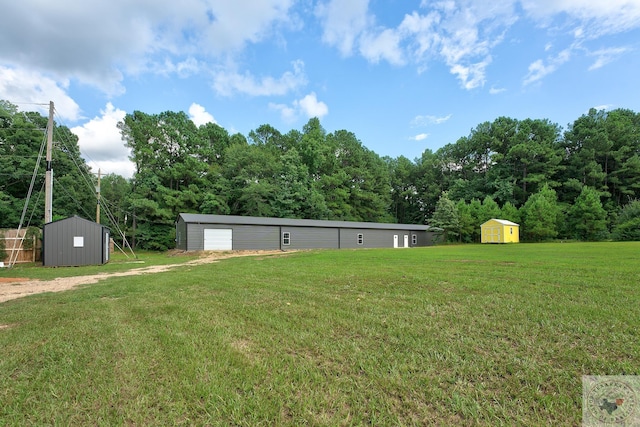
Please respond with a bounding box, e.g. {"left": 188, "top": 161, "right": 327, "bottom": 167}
{"left": 0, "top": 0, "right": 297, "bottom": 95}
{"left": 212, "top": 60, "right": 307, "bottom": 96}
{"left": 520, "top": 0, "right": 640, "bottom": 38}
{"left": 411, "top": 133, "right": 429, "bottom": 141}
{"left": 0, "top": 66, "right": 81, "bottom": 122}
{"left": 398, "top": 11, "right": 441, "bottom": 58}
{"left": 270, "top": 92, "right": 329, "bottom": 123}
{"left": 588, "top": 47, "right": 632, "bottom": 71}
{"left": 296, "top": 93, "right": 329, "bottom": 118}
{"left": 315, "top": 0, "right": 370, "bottom": 56}
{"left": 316, "top": 0, "right": 640, "bottom": 89}
{"left": 489, "top": 86, "right": 506, "bottom": 95}
{"left": 523, "top": 48, "right": 572, "bottom": 85}
{"left": 269, "top": 103, "right": 298, "bottom": 123}
{"left": 515, "top": 0, "right": 640, "bottom": 82}
{"left": 359, "top": 29, "right": 406, "bottom": 65}
{"left": 398, "top": 1, "right": 517, "bottom": 89}
{"left": 319, "top": 0, "right": 515, "bottom": 89}
{"left": 188, "top": 103, "right": 216, "bottom": 126}
{"left": 450, "top": 58, "right": 492, "bottom": 90}
{"left": 523, "top": 60, "right": 552, "bottom": 86}
{"left": 160, "top": 57, "right": 201, "bottom": 78}
{"left": 71, "top": 103, "right": 134, "bottom": 178}
{"left": 591, "top": 104, "right": 614, "bottom": 112}
{"left": 411, "top": 114, "right": 452, "bottom": 126}
{"left": 200, "top": 0, "right": 296, "bottom": 54}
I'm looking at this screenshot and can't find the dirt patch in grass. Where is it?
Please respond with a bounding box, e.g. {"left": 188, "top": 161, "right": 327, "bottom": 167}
{"left": 0, "top": 277, "right": 29, "bottom": 283}
{"left": 0, "top": 250, "right": 291, "bottom": 304}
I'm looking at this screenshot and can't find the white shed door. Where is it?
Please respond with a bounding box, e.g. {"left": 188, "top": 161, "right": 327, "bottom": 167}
{"left": 204, "top": 229, "right": 232, "bottom": 250}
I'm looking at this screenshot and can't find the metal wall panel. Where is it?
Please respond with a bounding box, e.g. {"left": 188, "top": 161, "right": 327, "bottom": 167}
{"left": 231, "top": 225, "right": 280, "bottom": 250}
{"left": 282, "top": 227, "right": 339, "bottom": 250}
{"left": 185, "top": 222, "right": 206, "bottom": 251}
{"left": 338, "top": 228, "right": 381, "bottom": 248}
{"left": 342, "top": 228, "right": 407, "bottom": 248}
{"left": 43, "top": 216, "right": 108, "bottom": 266}
{"left": 185, "top": 223, "right": 281, "bottom": 250}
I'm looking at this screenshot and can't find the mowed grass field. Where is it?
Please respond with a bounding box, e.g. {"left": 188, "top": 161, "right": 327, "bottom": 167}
{"left": 1, "top": 243, "right": 638, "bottom": 426}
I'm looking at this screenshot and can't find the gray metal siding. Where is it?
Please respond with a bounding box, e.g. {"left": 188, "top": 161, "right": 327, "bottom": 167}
{"left": 231, "top": 225, "right": 280, "bottom": 250}
{"left": 176, "top": 213, "right": 437, "bottom": 251}
{"left": 282, "top": 227, "right": 339, "bottom": 249}
{"left": 417, "top": 231, "right": 438, "bottom": 246}
{"left": 43, "top": 216, "right": 108, "bottom": 266}
{"left": 184, "top": 223, "right": 280, "bottom": 251}
{"left": 185, "top": 223, "right": 207, "bottom": 251}
{"left": 339, "top": 228, "right": 395, "bottom": 248}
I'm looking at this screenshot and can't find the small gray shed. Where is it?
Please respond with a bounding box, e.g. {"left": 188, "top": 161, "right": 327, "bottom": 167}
{"left": 42, "top": 216, "right": 110, "bottom": 267}
{"left": 176, "top": 213, "right": 437, "bottom": 251}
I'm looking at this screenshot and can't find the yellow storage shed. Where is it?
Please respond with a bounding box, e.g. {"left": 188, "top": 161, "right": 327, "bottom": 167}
{"left": 481, "top": 219, "right": 520, "bottom": 243}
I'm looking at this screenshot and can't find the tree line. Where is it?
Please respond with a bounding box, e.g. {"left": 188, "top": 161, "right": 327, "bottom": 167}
{"left": 1, "top": 100, "right": 639, "bottom": 250}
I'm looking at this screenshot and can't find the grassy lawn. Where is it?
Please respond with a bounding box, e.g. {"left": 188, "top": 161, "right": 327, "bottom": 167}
{"left": 1, "top": 243, "right": 638, "bottom": 425}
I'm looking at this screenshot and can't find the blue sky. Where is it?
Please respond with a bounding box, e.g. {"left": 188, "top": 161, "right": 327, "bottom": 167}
{"left": 1, "top": 0, "right": 640, "bottom": 178}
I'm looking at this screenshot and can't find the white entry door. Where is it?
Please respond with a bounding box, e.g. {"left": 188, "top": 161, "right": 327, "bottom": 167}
{"left": 204, "top": 229, "right": 232, "bottom": 250}
{"left": 403, "top": 235, "right": 409, "bottom": 248}
{"left": 393, "top": 235, "right": 398, "bottom": 248}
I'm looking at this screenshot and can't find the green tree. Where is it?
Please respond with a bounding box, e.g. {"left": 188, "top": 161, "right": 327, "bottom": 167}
{"left": 100, "top": 174, "right": 132, "bottom": 232}
{"left": 429, "top": 192, "right": 460, "bottom": 242}
{"left": 273, "top": 148, "right": 329, "bottom": 219}
{"left": 413, "top": 149, "right": 445, "bottom": 223}
{"left": 456, "top": 199, "right": 475, "bottom": 243}
{"left": 567, "top": 186, "right": 608, "bottom": 241}
{"left": 503, "top": 118, "right": 563, "bottom": 205}
{"left": 222, "top": 142, "right": 278, "bottom": 217}
{"left": 611, "top": 200, "right": 640, "bottom": 241}
{"left": 0, "top": 101, "right": 96, "bottom": 228}
{"left": 320, "top": 129, "right": 392, "bottom": 222}
{"left": 387, "top": 155, "right": 421, "bottom": 224}
{"left": 500, "top": 201, "right": 521, "bottom": 224}
{"left": 468, "top": 199, "right": 483, "bottom": 242}
{"left": 479, "top": 196, "right": 501, "bottom": 224}
{"left": 521, "top": 184, "right": 560, "bottom": 242}
{"left": 560, "top": 109, "right": 611, "bottom": 204}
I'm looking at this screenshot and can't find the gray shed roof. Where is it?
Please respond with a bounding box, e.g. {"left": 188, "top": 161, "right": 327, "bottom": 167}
{"left": 178, "top": 213, "right": 431, "bottom": 231}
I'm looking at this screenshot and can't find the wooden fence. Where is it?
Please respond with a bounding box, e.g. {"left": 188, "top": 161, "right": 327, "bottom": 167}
{"left": 1, "top": 229, "right": 41, "bottom": 265}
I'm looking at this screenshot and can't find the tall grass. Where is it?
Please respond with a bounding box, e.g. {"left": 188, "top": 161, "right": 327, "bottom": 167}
{"left": 1, "top": 243, "right": 639, "bottom": 425}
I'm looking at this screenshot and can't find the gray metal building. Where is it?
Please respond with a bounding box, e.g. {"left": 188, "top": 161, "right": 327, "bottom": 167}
{"left": 42, "top": 216, "right": 110, "bottom": 267}
{"left": 176, "top": 213, "right": 437, "bottom": 251}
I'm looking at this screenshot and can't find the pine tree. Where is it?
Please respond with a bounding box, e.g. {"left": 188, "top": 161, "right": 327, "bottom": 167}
{"left": 568, "top": 186, "right": 608, "bottom": 241}
{"left": 430, "top": 192, "right": 460, "bottom": 242}
{"left": 521, "top": 184, "right": 560, "bottom": 242}
{"left": 612, "top": 200, "right": 640, "bottom": 241}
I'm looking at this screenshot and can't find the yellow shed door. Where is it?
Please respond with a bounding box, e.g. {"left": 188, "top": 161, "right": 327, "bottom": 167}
{"left": 485, "top": 226, "right": 501, "bottom": 243}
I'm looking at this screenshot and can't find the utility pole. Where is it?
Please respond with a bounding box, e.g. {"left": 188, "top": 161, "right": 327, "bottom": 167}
{"left": 96, "top": 168, "right": 101, "bottom": 223}
{"left": 44, "top": 101, "right": 54, "bottom": 224}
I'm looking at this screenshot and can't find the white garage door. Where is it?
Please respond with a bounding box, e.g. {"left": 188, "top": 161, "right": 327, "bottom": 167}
{"left": 203, "top": 229, "right": 233, "bottom": 250}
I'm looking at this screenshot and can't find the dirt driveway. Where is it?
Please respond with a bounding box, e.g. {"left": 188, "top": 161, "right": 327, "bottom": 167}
{"left": 0, "top": 250, "right": 287, "bottom": 304}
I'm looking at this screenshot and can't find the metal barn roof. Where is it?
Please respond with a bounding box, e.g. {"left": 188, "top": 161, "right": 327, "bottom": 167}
{"left": 178, "top": 213, "right": 431, "bottom": 231}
